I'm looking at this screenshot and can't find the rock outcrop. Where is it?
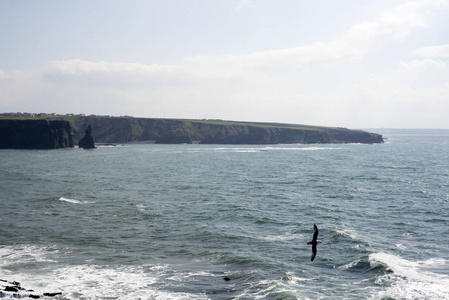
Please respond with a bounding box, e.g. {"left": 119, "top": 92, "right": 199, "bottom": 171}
{"left": 78, "top": 125, "right": 96, "bottom": 149}
{"left": 1, "top": 279, "right": 61, "bottom": 298}
{"left": 0, "top": 119, "right": 74, "bottom": 149}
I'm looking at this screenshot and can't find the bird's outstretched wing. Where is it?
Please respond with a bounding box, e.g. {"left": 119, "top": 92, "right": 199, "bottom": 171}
{"left": 312, "top": 224, "right": 319, "bottom": 242}
{"left": 311, "top": 244, "right": 317, "bottom": 261}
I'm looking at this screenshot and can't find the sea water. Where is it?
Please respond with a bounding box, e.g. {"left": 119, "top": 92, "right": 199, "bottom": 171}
{"left": 1, "top": 132, "right": 448, "bottom": 299}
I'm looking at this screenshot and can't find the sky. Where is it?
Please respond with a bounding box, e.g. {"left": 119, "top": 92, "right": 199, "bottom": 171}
{"left": 1, "top": 0, "right": 449, "bottom": 128}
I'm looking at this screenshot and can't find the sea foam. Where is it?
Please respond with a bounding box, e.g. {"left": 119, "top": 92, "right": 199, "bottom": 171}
{"left": 369, "top": 252, "right": 449, "bottom": 299}
{"left": 0, "top": 245, "right": 207, "bottom": 299}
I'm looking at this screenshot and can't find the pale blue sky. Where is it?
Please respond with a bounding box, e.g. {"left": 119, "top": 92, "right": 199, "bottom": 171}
{"left": 1, "top": 0, "right": 449, "bottom": 128}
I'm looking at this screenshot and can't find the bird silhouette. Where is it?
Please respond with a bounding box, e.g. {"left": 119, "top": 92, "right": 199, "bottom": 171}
{"left": 307, "top": 224, "right": 321, "bottom": 261}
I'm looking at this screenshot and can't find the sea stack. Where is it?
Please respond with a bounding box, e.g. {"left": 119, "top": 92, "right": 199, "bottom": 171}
{"left": 78, "top": 125, "right": 96, "bottom": 149}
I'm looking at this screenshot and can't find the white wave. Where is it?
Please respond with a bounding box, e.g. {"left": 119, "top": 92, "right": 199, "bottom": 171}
{"left": 264, "top": 146, "right": 341, "bottom": 151}
{"left": 44, "top": 265, "right": 208, "bottom": 299}
{"left": 0, "top": 245, "right": 211, "bottom": 299}
{"left": 259, "top": 233, "right": 304, "bottom": 242}
{"left": 395, "top": 243, "right": 406, "bottom": 250}
{"left": 240, "top": 273, "right": 313, "bottom": 300}
{"left": 0, "top": 289, "right": 33, "bottom": 299}
{"left": 0, "top": 245, "right": 56, "bottom": 269}
{"left": 59, "top": 197, "right": 92, "bottom": 204}
{"left": 59, "top": 197, "right": 81, "bottom": 204}
{"left": 369, "top": 252, "right": 449, "bottom": 300}
{"left": 297, "top": 147, "right": 340, "bottom": 151}
{"left": 335, "top": 229, "right": 358, "bottom": 240}
{"left": 186, "top": 146, "right": 341, "bottom": 153}
{"left": 339, "top": 259, "right": 361, "bottom": 270}
{"left": 3, "top": 264, "right": 206, "bottom": 299}
{"left": 136, "top": 204, "right": 147, "bottom": 212}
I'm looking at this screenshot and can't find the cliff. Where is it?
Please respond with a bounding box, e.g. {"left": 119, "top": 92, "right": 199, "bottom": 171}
{"left": 0, "top": 115, "right": 384, "bottom": 146}
{"left": 66, "top": 116, "right": 383, "bottom": 144}
{"left": 0, "top": 119, "right": 74, "bottom": 149}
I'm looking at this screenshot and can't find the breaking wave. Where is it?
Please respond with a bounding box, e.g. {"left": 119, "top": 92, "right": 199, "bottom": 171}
{"left": 369, "top": 252, "right": 449, "bottom": 300}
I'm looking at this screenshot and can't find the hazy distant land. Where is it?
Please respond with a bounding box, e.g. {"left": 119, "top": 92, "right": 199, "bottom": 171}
{"left": 0, "top": 113, "right": 384, "bottom": 149}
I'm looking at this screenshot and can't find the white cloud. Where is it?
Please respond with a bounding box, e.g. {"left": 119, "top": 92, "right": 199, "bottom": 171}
{"left": 412, "top": 44, "right": 449, "bottom": 57}
{"left": 400, "top": 58, "right": 447, "bottom": 73}
{"left": 348, "top": 75, "right": 449, "bottom": 127}
{"left": 184, "top": 40, "right": 364, "bottom": 82}
{"left": 236, "top": 0, "right": 254, "bottom": 11}
{"left": 46, "top": 59, "right": 180, "bottom": 76}
{"left": 36, "top": 39, "right": 363, "bottom": 92}
{"left": 43, "top": 60, "right": 189, "bottom": 88}
{"left": 346, "top": 0, "right": 448, "bottom": 43}
{"left": 397, "top": 58, "right": 448, "bottom": 88}
{"left": 2, "top": 0, "right": 449, "bottom": 128}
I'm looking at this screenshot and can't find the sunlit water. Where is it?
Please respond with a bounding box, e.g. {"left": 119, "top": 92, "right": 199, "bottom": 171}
{"left": 1, "top": 133, "right": 449, "bottom": 299}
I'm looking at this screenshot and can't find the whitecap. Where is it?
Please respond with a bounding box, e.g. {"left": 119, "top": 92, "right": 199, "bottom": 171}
{"left": 369, "top": 252, "right": 449, "bottom": 299}
{"left": 339, "top": 259, "right": 361, "bottom": 270}
{"left": 335, "top": 229, "right": 358, "bottom": 240}
{"left": 298, "top": 147, "right": 340, "bottom": 151}
{"left": 136, "top": 204, "right": 146, "bottom": 212}
{"left": 188, "top": 146, "right": 341, "bottom": 153}
{"left": 1, "top": 260, "right": 207, "bottom": 299}
{"left": 59, "top": 197, "right": 81, "bottom": 204}
{"left": 58, "top": 197, "right": 92, "bottom": 204}
{"left": 0, "top": 245, "right": 57, "bottom": 269}
{"left": 395, "top": 243, "right": 406, "bottom": 250}
{"left": 259, "top": 233, "right": 303, "bottom": 242}
{"left": 265, "top": 146, "right": 341, "bottom": 151}
{"left": 241, "top": 274, "right": 312, "bottom": 299}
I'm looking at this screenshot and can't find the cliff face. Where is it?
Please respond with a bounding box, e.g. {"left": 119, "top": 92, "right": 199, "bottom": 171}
{"left": 0, "top": 116, "right": 383, "bottom": 147}
{"left": 69, "top": 116, "right": 383, "bottom": 144}
{"left": 196, "top": 124, "right": 384, "bottom": 144}
{"left": 0, "top": 119, "right": 74, "bottom": 149}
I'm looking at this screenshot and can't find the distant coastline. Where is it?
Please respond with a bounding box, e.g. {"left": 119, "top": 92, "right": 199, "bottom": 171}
{"left": 0, "top": 113, "right": 384, "bottom": 149}
{"left": 364, "top": 128, "right": 449, "bottom": 135}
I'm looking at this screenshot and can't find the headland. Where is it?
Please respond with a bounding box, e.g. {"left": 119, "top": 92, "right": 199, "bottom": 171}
{"left": 0, "top": 113, "right": 384, "bottom": 149}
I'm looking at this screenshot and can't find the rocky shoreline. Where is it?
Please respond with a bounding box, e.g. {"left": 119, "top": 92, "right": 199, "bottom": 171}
{"left": 0, "top": 279, "right": 61, "bottom": 299}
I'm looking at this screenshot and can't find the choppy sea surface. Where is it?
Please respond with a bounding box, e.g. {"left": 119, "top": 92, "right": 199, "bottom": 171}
{"left": 1, "top": 132, "right": 449, "bottom": 299}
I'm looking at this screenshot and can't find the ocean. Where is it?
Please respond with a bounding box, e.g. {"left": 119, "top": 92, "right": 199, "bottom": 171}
{"left": 1, "top": 132, "right": 448, "bottom": 299}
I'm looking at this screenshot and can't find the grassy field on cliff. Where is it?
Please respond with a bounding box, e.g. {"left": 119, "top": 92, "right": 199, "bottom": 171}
{"left": 183, "top": 119, "right": 342, "bottom": 131}
{"left": 0, "top": 115, "right": 343, "bottom": 132}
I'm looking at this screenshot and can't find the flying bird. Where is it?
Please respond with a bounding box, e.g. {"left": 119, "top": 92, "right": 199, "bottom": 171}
{"left": 307, "top": 224, "right": 322, "bottom": 261}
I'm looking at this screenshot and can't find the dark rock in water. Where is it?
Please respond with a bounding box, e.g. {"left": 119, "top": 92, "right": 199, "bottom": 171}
{"left": 11, "top": 281, "right": 21, "bottom": 288}
{"left": 223, "top": 276, "right": 231, "bottom": 281}
{"left": 0, "top": 119, "right": 74, "bottom": 149}
{"left": 78, "top": 125, "right": 96, "bottom": 149}
{"left": 43, "top": 292, "right": 62, "bottom": 297}
{"left": 1, "top": 279, "right": 61, "bottom": 298}
{"left": 4, "top": 286, "right": 19, "bottom": 292}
